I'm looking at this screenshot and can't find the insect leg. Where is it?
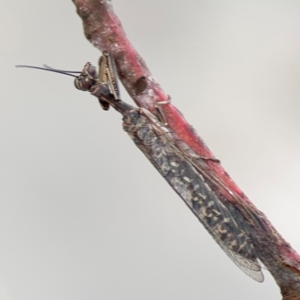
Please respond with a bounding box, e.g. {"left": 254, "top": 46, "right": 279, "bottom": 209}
{"left": 103, "top": 51, "right": 120, "bottom": 100}
{"left": 93, "top": 52, "right": 120, "bottom": 110}
{"left": 155, "top": 96, "right": 171, "bottom": 125}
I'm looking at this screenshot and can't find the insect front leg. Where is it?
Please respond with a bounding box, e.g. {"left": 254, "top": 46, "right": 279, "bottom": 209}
{"left": 93, "top": 52, "right": 120, "bottom": 109}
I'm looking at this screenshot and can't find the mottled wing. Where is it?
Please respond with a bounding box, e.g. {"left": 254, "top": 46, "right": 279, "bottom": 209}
{"left": 122, "top": 108, "right": 264, "bottom": 282}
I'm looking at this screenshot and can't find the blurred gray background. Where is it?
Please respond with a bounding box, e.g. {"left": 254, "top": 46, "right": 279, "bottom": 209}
{"left": 1, "top": 1, "right": 300, "bottom": 299}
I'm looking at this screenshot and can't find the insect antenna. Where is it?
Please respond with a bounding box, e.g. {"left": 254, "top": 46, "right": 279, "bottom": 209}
{"left": 42, "top": 64, "right": 82, "bottom": 74}
{"left": 15, "top": 65, "right": 78, "bottom": 78}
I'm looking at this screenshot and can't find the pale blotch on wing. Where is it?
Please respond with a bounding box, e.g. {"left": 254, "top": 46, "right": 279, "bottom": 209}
{"left": 212, "top": 209, "right": 221, "bottom": 216}
{"left": 198, "top": 192, "right": 207, "bottom": 200}
{"left": 180, "top": 188, "right": 193, "bottom": 204}
{"left": 170, "top": 161, "right": 180, "bottom": 167}
{"left": 183, "top": 176, "right": 192, "bottom": 183}
{"left": 204, "top": 182, "right": 212, "bottom": 192}
{"left": 207, "top": 201, "right": 214, "bottom": 207}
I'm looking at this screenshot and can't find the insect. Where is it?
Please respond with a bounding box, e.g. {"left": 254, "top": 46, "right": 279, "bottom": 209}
{"left": 16, "top": 52, "right": 264, "bottom": 282}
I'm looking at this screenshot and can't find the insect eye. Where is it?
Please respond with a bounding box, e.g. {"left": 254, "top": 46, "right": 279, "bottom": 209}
{"left": 87, "top": 65, "right": 97, "bottom": 80}
{"left": 75, "top": 71, "right": 99, "bottom": 91}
